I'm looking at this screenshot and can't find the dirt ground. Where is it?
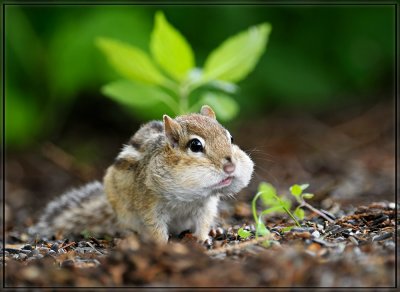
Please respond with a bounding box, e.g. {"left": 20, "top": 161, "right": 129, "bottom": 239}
{"left": 3, "top": 100, "right": 397, "bottom": 288}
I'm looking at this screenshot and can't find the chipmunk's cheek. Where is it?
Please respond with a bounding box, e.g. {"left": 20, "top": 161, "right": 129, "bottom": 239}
{"left": 230, "top": 147, "right": 254, "bottom": 191}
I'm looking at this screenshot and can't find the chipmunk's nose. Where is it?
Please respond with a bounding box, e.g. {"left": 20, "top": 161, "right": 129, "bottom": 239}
{"left": 223, "top": 157, "right": 235, "bottom": 174}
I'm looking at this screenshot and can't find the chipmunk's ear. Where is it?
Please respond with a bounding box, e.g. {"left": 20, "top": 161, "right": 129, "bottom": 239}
{"left": 200, "top": 105, "right": 216, "bottom": 120}
{"left": 163, "top": 115, "right": 181, "bottom": 147}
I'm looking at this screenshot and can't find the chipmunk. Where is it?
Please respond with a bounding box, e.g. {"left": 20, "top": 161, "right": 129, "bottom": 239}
{"left": 29, "top": 105, "right": 254, "bottom": 243}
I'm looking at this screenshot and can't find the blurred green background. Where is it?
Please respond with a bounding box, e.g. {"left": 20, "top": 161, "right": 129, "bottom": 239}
{"left": 5, "top": 4, "right": 395, "bottom": 153}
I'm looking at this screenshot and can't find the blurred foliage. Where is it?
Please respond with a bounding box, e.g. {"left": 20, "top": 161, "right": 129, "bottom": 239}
{"left": 97, "top": 11, "right": 270, "bottom": 121}
{"left": 5, "top": 5, "right": 394, "bottom": 149}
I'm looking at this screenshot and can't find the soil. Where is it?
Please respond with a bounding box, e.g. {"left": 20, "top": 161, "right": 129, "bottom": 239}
{"left": 2, "top": 100, "right": 397, "bottom": 288}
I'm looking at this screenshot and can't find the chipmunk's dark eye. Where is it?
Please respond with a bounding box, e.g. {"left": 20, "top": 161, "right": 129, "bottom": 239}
{"left": 230, "top": 135, "right": 234, "bottom": 143}
{"left": 188, "top": 138, "right": 203, "bottom": 153}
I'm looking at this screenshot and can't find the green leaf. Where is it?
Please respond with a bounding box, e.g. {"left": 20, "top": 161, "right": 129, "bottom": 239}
{"left": 198, "top": 92, "right": 239, "bottom": 121}
{"left": 238, "top": 227, "right": 252, "bottom": 239}
{"left": 300, "top": 184, "right": 310, "bottom": 191}
{"left": 5, "top": 87, "right": 41, "bottom": 147}
{"left": 302, "top": 193, "right": 314, "bottom": 199}
{"left": 281, "top": 226, "right": 295, "bottom": 233}
{"left": 294, "top": 207, "right": 305, "bottom": 220}
{"left": 260, "top": 206, "right": 284, "bottom": 215}
{"left": 290, "top": 184, "right": 303, "bottom": 197}
{"left": 101, "top": 79, "right": 176, "bottom": 109}
{"left": 96, "top": 37, "right": 167, "bottom": 85}
{"left": 258, "top": 182, "right": 278, "bottom": 207}
{"left": 280, "top": 197, "right": 292, "bottom": 211}
{"left": 150, "top": 11, "right": 195, "bottom": 81}
{"left": 208, "top": 80, "right": 238, "bottom": 94}
{"left": 261, "top": 240, "right": 271, "bottom": 248}
{"left": 203, "top": 22, "right": 271, "bottom": 83}
{"left": 256, "top": 220, "right": 269, "bottom": 237}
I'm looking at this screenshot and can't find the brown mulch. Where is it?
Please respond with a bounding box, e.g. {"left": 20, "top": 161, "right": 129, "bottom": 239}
{"left": 3, "top": 202, "right": 396, "bottom": 287}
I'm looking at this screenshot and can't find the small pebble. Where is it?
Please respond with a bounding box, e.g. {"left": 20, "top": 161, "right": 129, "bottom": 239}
{"left": 305, "top": 239, "right": 312, "bottom": 245}
{"left": 349, "top": 236, "right": 358, "bottom": 245}
{"left": 209, "top": 229, "right": 216, "bottom": 238}
{"left": 50, "top": 243, "right": 59, "bottom": 252}
{"left": 347, "top": 220, "right": 357, "bottom": 225}
{"left": 388, "top": 202, "right": 395, "bottom": 209}
{"left": 39, "top": 247, "right": 50, "bottom": 253}
{"left": 317, "top": 224, "right": 324, "bottom": 231}
{"left": 28, "top": 249, "right": 39, "bottom": 257}
{"left": 18, "top": 253, "right": 27, "bottom": 260}
{"left": 291, "top": 227, "right": 314, "bottom": 233}
{"left": 372, "top": 215, "right": 389, "bottom": 225}
{"left": 48, "top": 250, "right": 57, "bottom": 256}
{"left": 22, "top": 244, "right": 33, "bottom": 251}
{"left": 216, "top": 227, "right": 224, "bottom": 236}
{"left": 78, "top": 242, "right": 86, "bottom": 248}
{"left": 216, "top": 227, "right": 225, "bottom": 239}
{"left": 204, "top": 238, "right": 213, "bottom": 248}
{"left": 20, "top": 249, "right": 32, "bottom": 255}
{"left": 4, "top": 248, "right": 20, "bottom": 254}
{"left": 36, "top": 254, "right": 44, "bottom": 259}
{"left": 75, "top": 247, "right": 85, "bottom": 254}
{"left": 325, "top": 225, "right": 340, "bottom": 233}
{"left": 372, "top": 232, "right": 392, "bottom": 242}
{"left": 311, "top": 230, "right": 320, "bottom": 238}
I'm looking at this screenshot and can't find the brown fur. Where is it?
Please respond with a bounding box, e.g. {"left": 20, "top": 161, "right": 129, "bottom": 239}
{"left": 103, "top": 105, "right": 254, "bottom": 244}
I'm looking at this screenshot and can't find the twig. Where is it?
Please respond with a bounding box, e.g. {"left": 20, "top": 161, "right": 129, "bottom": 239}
{"left": 301, "top": 201, "right": 335, "bottom": 223}
{"left": 86, "top": 241, "right": 104, "bottom": 255}
{"left": 60, "top": 241, "right": 76, "bottom": 250}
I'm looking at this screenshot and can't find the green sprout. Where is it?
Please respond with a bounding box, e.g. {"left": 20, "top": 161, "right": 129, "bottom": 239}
{"left": 237, "top": 227, "right": 252, "bottom": 239}
{"left": 96, "top": 11, "right": 271, "bottom": 121}
{"left": 242, "top": 182, "right": 334, "bottom": 242}
{"left": 238, "top": 181, "right": 334, "bottom": 244}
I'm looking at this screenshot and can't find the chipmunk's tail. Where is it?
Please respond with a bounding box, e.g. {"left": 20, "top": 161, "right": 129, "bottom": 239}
{"left": 28, "top": 181, "right": 120, "bottom": 239}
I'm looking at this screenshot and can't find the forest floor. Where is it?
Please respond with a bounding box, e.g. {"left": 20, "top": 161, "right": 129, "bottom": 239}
{"left": 3, "top": 101, "right": 397, "bottom": 288}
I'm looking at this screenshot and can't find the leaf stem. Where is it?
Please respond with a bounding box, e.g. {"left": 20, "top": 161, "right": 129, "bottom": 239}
{"left": 161, "top": 95, "right": 181, "bottom": 115}
{"left": 178, "top": 84, "right": 190, "bottom": 115}
{"left": 252, "top": 191, "right": 263, "bottom": 224}
{"left": 281, "top": 205, "right": 301, "bottom": 227}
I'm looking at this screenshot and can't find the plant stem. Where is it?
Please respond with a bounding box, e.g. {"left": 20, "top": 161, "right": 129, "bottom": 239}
{"left": 252, "top": 192, "right": 263, "bottom": 223}
{"left": 162, "top": 94, "right": 181, "bottom": 114}
{"left": 300, "top": 201, "right": 335, "bottom": 223}
{"left": 252, "top": 192, "right": 264, "bottom": 239}
{"left": 179, "top": 84, "right": 190, "bottom": 114}
{"left": 281, "top": 205, "right": 301, "bottom": 227}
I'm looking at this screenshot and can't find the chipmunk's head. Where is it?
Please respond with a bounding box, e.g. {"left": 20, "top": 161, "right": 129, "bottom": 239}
{"left": 149, "top": 105, "right": 254, "bottom": 202}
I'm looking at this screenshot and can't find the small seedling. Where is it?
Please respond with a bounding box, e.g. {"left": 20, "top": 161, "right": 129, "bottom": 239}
{"left": 237, "top": 227, "right": 252, "bottom": 239}
{"left": 96, "top": 11, "right": 271, "bottom": 121}
{"left": 243, "top": 182, "right": 319, "bottom": 244}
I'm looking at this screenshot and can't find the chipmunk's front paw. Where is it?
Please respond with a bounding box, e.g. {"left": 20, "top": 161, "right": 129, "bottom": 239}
{"left": 193, "top": 231, "right": 212, "bottom": 245}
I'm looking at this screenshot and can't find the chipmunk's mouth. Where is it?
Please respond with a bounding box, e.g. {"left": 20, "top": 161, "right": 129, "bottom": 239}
{"left": 215, "top": 176, "right": 233, "bottom": 188}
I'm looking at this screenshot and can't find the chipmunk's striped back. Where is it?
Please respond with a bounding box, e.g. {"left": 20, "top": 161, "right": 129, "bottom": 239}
{"left": 28, "top": 181, "right": 120, "bottom": 238}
